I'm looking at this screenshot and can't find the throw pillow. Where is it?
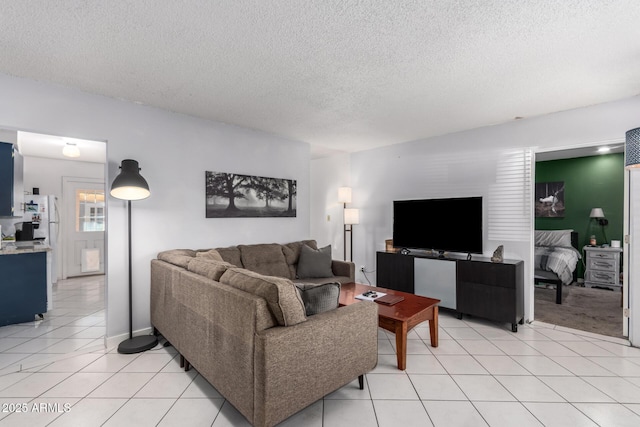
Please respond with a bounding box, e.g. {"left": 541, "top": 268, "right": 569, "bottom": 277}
{"left": 157, "top": 249, "right": 197, "bottom": 268}
{"left": 196, "top": 249, "right": 224, "bottom": 262}
{"left": 219, "top": 268, "right": 307, "bottom": 326}
{"left": 296, "top": 282, "right": 341, "bottom": 316}
{"left": 283, "top": 240, "right": 318, "bottom": 278}
{"left": 297, "top": 244, "right": 333, "bottom": 279}
{"left": 187, "top": 258, "right": 235, "bottom": 282}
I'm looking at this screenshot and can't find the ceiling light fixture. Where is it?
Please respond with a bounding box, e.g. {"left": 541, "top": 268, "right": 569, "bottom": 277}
{"left": 597, "top": 146, "right": 611, "bottom": 153}
{"left": 62, "top": 142, "right": 80, "bottom": 158}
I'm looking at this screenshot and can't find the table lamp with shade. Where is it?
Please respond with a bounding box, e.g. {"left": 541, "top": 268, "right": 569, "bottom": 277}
{"left": 589, "top": 207, "right": 608, "bottom": 245}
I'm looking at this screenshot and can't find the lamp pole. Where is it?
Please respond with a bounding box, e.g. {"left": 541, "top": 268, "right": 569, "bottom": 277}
{"left": 111, "top": 159, "right": 157, "bottom": 354}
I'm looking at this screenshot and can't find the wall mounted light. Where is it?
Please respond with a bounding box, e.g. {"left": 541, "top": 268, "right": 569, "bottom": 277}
{"left": 625, "top": 127, "right": 640, "bottom": 169}
{"left": 62, "top": 142, "right": 80, "bottom": 158}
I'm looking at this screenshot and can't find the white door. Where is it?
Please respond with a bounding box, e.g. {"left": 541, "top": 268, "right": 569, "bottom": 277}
{"left": 62, "top": 177, "right": 105, "bottom": 278}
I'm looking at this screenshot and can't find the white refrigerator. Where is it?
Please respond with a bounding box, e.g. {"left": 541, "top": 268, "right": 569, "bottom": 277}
{"left": 23, "top": 195, "right": 60, "bottom": 289}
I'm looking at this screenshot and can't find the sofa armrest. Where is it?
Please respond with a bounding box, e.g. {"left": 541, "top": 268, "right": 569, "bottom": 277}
{"left": 254, "top": 301, "right": 378, "bottom": 427}
{"left": 332, "top": 260, "right": 355, "bottom": 281}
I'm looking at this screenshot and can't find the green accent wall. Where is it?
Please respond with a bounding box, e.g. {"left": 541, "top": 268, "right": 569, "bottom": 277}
{"left": 535, "top": 153, "right": 624, "bottom": 278}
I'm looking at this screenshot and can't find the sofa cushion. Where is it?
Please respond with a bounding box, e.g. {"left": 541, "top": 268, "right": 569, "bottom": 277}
{"left": 157, "top": 249, "right": 197, "bottom": 268}
{"left": 220, "top": 268, "right": 307, "bottom": 326}
{"left": 293, "top": 276, "right": 351, "bottom": 285}
{"left": 196, "top": 249, "right": 224, "bottom": 262}
{"left": 215, "top": 246, "right": 243, "bottom": 267}
{"left": 297, "top": 245, "right": 333, "bottom": 279}
{"left": 282, "top": 240, "right": 318, "bottom": 278}
{"left": 239, "top": 244, "right": 290, "bottom": 278}
{"left": 295, "top": 282, "right": 341, "bottom": 316}
{"left": 187, "top": 258, "right": 235, "bottom": 282}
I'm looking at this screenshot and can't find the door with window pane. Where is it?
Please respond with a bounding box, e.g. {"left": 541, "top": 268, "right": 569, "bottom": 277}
{"left": 63, "top": 178, "right": 105, "bottom": 278}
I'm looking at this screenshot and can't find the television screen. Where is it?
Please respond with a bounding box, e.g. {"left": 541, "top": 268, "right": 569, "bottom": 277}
{"left": 393, "top": 197, "right": 483, "bottom": 254}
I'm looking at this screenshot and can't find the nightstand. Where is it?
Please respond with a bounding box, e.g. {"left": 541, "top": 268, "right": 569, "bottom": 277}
{"left": 583, "top": 246, "right": 622, "bottom": 290}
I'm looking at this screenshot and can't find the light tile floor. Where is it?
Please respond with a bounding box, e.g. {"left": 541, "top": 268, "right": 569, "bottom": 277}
{"left": 1, "top": 276, "right": 640, "bottom": 426}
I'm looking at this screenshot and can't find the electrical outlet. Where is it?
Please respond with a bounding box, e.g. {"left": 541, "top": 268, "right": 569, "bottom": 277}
{"left": 360, "top": 266, "right": 365, "bottom": 272}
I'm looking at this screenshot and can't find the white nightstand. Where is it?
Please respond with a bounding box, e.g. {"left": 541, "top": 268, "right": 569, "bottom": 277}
{"left": 583, "top": 246, "right": 622, "bottom": 290}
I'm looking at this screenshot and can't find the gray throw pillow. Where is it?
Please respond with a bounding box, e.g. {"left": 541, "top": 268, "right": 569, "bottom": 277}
{"left": 297, "top": 244, "right": 333, "bottom": 278}
{"left": 296, "top": 282, "right": 341, "bottom": 316}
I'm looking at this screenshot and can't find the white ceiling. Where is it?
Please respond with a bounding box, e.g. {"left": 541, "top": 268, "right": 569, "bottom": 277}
{"left": 1, "top": 1, "right": 639, "bottom": 159}
{"left": 17, "top": 131, "right": 106, "bottom": 163}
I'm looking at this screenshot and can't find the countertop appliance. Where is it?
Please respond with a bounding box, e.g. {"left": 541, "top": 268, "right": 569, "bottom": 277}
{"left": 15, "top": 221, "right": 34, "bottom": 241}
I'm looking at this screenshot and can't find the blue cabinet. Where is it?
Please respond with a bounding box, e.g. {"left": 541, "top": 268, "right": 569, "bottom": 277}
{"left": 0, "top": 142, "right": 13, "bottom": 216}
{"left": 0, "top": 252, "right": 47, "bottom": 326}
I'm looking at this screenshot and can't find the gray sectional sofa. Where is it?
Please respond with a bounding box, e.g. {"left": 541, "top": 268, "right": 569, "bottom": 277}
{"left": 150, "top": 240, "right": 378, "bottom": 427}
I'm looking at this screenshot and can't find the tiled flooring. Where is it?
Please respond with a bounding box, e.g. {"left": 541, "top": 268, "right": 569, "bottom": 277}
{"left": 2, "top": 277, "right": 640, "bottom": 426}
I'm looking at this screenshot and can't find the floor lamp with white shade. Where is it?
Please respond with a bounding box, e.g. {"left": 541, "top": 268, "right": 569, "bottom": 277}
{"left": 110, "top": 159, "right": 157, "bottom": 354}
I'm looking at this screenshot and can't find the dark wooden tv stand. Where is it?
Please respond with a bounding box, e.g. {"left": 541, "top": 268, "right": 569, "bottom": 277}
{"left": 376, "top": 251, "right": 524, "bottom": 332}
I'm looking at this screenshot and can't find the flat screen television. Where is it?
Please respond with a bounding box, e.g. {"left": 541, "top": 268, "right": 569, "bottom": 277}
{"left": 393, "top": 197, "right": 483, "bottom": 255}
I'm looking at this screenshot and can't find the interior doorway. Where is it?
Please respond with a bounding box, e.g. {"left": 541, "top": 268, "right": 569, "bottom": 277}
{"left": 533, "top": 142, "right": 629, "bottom": 339}
{"left": 62, "top": 177, "right": 106, "bottom": 278}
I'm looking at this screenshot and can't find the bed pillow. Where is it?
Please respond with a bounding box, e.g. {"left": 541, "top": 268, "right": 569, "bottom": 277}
{"left": 535, "top": 229, "right": 573, "bottom": 247}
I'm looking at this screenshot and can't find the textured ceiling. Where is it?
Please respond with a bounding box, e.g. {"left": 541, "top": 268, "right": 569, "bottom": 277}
{"left": 1, "top": 1, "right": 639, "bottom": 158}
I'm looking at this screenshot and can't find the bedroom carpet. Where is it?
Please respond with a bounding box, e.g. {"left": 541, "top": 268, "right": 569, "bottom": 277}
{"left": 534, "top": 284, "right": 624, "bottom": 338}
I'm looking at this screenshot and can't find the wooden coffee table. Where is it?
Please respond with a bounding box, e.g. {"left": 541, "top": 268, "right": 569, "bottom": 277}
{"left": 339, "top": 282, "right": 440, "bottom": 370}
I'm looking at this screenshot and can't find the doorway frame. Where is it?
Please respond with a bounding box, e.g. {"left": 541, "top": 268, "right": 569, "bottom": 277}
{"left": 61, "top": 176, "right": 107, "bottom": 279}
{"left": 532, "top": 139, "right": 629, "bottom": 338}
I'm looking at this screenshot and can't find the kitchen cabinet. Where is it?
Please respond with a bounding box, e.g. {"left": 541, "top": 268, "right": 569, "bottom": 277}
{"left": 0, "top": 251, "right": 47, "bottom": 326}
{"left": 0, "top": 141, "right": 23, "bottom": 217}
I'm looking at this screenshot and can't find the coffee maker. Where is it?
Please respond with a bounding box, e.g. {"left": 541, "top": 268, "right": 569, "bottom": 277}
{"left": 15, "top": 221, "right": 34, "bottom": 241}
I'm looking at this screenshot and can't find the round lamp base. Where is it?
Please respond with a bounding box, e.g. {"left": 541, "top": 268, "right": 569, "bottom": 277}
{"left": 117, "top": 335, "right": 158, "bottom": 354}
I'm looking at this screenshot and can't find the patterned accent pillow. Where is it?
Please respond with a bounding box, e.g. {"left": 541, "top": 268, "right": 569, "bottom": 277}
{"left": 296, "top": 282, "right": 341, "bottom": 316}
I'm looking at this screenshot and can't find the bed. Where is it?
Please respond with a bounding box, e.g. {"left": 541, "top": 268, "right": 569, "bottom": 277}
{"left": 534, "top": 230, "right": 581, "bottom": 304}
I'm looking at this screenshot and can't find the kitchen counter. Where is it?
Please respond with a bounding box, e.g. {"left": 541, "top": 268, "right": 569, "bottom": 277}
{"left": 0, "top": 240, "right": 51, "bottom": 255}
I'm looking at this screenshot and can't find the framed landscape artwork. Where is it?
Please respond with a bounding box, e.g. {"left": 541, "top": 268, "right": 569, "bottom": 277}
{"left": 535, "top": 181, "right": 565, "bottom": 218}
{"left": 205, "top": 171, "right": 297, "bottom": 218}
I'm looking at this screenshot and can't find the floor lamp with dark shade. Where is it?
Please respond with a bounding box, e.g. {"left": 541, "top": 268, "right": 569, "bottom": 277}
{"left": 110, "top": 159, "right": 158, "bottom": 354}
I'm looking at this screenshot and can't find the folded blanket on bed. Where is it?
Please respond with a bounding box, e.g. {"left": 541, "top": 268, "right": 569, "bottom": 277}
{"left": 534, "top": 246, "right": 581, "bottom": 285}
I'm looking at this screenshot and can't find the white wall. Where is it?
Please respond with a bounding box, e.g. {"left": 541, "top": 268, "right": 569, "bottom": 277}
{"left": 25, "top": 156, "right": 105, "bottom": 281}
{"left": 311, "top": 95, "right": 640, "bottom": 345}
{"left": 23, "top": 156, "right": 105, "bottom": 198}
{"left": 310, "top": 153, "right": 350, "bottom": 260}
{"left": 0, "top": 73, "right": 311, "bottom": 341}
